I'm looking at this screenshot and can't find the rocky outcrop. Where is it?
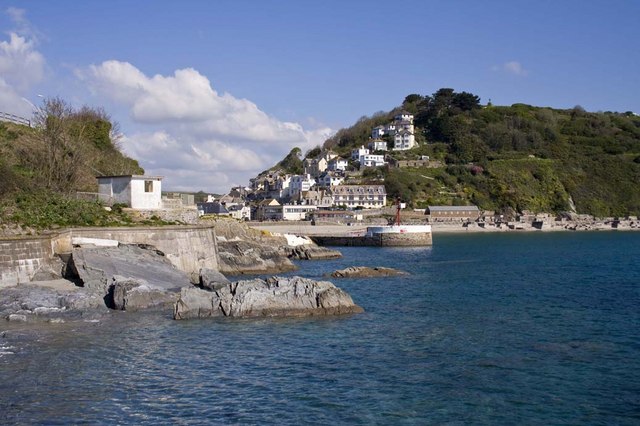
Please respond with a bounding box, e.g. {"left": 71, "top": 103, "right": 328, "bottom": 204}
{"left": 65, "top": 244, "right": 193, "bottom": 312}
{"left": 284, "top": 245, "right": 342, "bottom": 260}
{"left": 217, "top": 240, "right": 295, "bottom": 274}
{"left": 330, "top": 266, "right": 408, "bottom": 278}
{"left": 199, "top": 268, "right": 230, "bottom": 291}
{"left": 69, "top": 244, "right": 193, "bottom": 294}
{"left": 108, "top": 276, "right": 178, "bottom": 311}
{"left": 174, "top": 276, "right": 363, "bottom": 320}
{"left": 0, "top": 280, "right": 107, "bottom": 323}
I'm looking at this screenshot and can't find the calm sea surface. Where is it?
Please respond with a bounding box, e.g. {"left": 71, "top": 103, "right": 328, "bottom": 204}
{"left": 1, "top": 232, "right": 639, "bottom": 425}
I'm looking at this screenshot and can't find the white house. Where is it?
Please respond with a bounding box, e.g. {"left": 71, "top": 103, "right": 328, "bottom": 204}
{"left": 368, "top": 139, "right": 388, "bottom": 152}
{"left": 351, "top": 145, "right": 369, "bottom": 160}
{"left": 289, "top": 174, "right": 316, "bottom": 196}
{"left": 327, "top": 157, "right": 349, "bottom": 172}
{"left": 359, "top": 154, "right": 386, "bottom": 168}
{"left": 228, "top": 204, "right": 251, "bottom": 221}
{"left": 97, "top": 175, "right": 163, "bottom": 209}
{"left": 393, "top": 129, "right": 416, "bottom": 151}
{"left": 394, "top": 112, "right": 414, "bottom": 123}
{"left": 371, "top": 125, "right": 386, "bottom": 139}
{"left": 316, "top": 172, "right": 344, "bottom": 187}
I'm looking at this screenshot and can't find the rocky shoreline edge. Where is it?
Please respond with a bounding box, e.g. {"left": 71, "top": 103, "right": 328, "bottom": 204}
{"left": 0, "top": 221, "right": 360, "bottom": 324}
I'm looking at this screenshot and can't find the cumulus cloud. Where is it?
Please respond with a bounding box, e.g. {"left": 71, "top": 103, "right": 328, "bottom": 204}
{"left": 0, "top": 8, "right": 45, "bottom": 116}
{"left": 493, "top": 61, "right": 528, "bottom": 77}
{"left": 79, "top": 61, "right": 332, "bottom": 192}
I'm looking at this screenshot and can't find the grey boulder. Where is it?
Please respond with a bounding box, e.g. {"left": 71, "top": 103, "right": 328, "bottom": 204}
{"left": 174, "top": 276, "right": 363, "bottom": 320}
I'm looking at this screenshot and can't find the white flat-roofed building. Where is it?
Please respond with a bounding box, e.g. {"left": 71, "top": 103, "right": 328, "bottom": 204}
{"left": 359, "top": 154, "right": 386, "bottom": 168}
{"left": 97, "top": 175, "right": 163, "bottom": 209}
{"left": 282, "top": 204, "right": 318, "bottom": 221}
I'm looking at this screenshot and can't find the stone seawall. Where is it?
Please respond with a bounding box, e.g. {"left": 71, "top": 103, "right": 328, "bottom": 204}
{"left": 55, "top": 226, "right": 219, "bottom": 281}
{"left": 0, "top": 236, "right": 53, "bottom": 288}
{"left": 1, "top": 226, "right": 219, "bottom": 287}
{"left": 312, "top": 232, "right": 432, "bottom": 247}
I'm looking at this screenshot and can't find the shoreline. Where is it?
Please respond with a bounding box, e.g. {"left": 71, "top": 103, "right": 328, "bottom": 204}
{"left": 249, "top": 220, "right": 640, "bottom": 237}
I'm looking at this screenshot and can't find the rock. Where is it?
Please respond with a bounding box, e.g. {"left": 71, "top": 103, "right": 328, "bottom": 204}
{"left": 285, "top": 245, "right": 342, "bottom": 260}
{"left": 68, "top": 244, "right": 192, "bottom": 296}
{"left": 0, "top": 282, "right": 106, "bottom": 322}
{"left": 217, "top": 240, "right": 295, "bottom": 274}
{"left": 108, "top": 276, "right": 177, "bottom": 311}
{"left": 8, "top": 314, "right": 28, "bottom": 322}
{"left": 330, "top": 266, "right": 408, "bottom": 278}
{"left": 174, "top": 276, "right": 364, "bottom": 320}
{"left": 199, "top": 268, "right": 230, "bottom": 291}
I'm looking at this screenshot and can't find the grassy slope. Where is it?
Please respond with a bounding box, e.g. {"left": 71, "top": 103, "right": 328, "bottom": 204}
{"left": 321, "top": 102, "right": 640, "bottom": 216}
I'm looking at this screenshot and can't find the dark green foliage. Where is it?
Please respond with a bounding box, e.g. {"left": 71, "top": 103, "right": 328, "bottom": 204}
{"left": 276, "top": 147, "right": 303, "bottom": 174}
{"left": 324, "top": 89, "right": 640, "bottom": 215}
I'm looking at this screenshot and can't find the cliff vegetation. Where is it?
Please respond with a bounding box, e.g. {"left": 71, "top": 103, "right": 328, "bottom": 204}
{"left": 321, "top": 89, "right": 640, "bottom": 216}
{"left": 0, "top": 98, "right": 144, "bottom": 230}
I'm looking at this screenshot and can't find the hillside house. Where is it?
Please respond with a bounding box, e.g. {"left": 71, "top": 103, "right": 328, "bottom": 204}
{"left": 393, "top": 129, "right": 416, "bottom": 151}
{"left": 351, "top": 145, "right": 369, "bottom": 160}
{"left": 358, "top": 154, "right": 386, "bottom": 168}
{"left": 292, "top": 189, "right": 334, "bottom": 207}
{"left": 289, "top": 174, "right": 316, "bottom": 197}
{"left": 97, "top": 175, "right": 163, "bottom": 209}
{"left": 316, "top": 171, "right": 344, "bottom": 188}
{"left": 368, "top": 139, "right": 388, "bottom": 152}
{"left": 327, "top": 157, "right": 349, "bottom": 172}
{"left": 371, "top": 111, "right": 417, "bottom": 151}
{"left": 371, "top": 125, "right": 386, "bottom": 139}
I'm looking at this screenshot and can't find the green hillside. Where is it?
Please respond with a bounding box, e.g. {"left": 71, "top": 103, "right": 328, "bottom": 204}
{"left": 322, "top": 89, "right": 640, "bottom": 217}
{"left": 0, "top": 98, "right": 144, "bottom": 229}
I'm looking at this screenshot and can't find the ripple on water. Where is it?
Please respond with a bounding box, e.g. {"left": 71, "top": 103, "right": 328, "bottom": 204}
{"left": 0, "top": 233, "right": 639, "bottom": 424}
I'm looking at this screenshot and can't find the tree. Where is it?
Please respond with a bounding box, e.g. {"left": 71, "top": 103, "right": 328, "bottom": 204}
{"left": 277, "top": 147, "right": 303, "bottom": 174}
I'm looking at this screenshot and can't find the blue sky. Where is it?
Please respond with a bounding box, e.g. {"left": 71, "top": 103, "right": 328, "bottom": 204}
{"left": 1, "top": 1, "right": 639, "bottom": 192}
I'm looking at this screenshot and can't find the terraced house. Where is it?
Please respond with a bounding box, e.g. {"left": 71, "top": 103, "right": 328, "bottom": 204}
{"left": 330, "top": 185, "right": 387, "bottom": 209}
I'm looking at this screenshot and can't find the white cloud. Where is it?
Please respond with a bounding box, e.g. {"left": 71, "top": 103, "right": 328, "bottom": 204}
{"left": 493, "top": 61, "right": 528, "bottom": 77}
{"left": 79, "top": 61, "right": 332, "bottom": 193}
{"left": 0, "top": 9, "right": 45, "bottom": 117}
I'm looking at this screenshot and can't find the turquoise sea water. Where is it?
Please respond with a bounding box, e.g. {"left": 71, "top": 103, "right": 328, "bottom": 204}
{"left": 1, "top": 232, "right": 639, "bottom": 425}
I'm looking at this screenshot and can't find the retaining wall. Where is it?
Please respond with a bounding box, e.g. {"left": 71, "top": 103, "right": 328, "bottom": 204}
{"left": 1, "top": 225, "right": 219, "bottom": 287}
{"left": 0, "top": 236, "right": 54, "bottom": 288}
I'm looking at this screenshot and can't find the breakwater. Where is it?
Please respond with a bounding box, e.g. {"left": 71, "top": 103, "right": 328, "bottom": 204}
{"left": 312, "top": 231, "right": 432, "bottom": 246}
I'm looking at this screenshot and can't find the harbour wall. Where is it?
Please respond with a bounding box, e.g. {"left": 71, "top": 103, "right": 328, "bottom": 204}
{"left": 0, "top": 225, "right": 219, "bottom": 287}
{"left": 312, "top": 232, "right": 432, "bottom": 247}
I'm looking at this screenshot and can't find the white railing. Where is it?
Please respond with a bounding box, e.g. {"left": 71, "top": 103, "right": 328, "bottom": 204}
{"left": 0, "top": 111, "right": 31, "bottom": 127}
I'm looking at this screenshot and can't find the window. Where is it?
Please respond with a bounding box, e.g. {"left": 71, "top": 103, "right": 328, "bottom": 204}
{"left": 144, "top": 180, "right": 153, "bottom": 193}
